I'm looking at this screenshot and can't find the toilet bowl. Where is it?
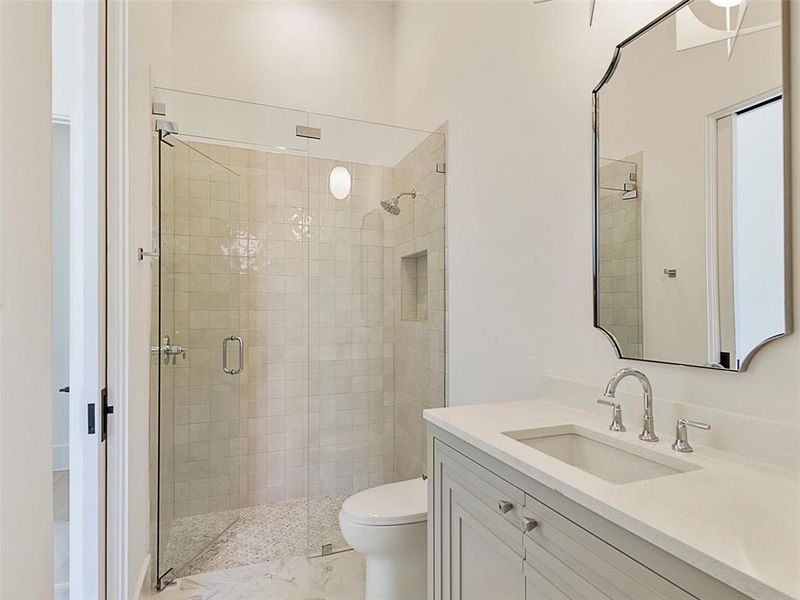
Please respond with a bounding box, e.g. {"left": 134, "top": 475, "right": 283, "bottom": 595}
{"left": 339, "top": 477, "right": 427, "bottom": 600}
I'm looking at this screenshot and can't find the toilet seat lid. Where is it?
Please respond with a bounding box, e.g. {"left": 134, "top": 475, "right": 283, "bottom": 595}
{"left": 341, "top": 478, "right": 427, "bottom": 526}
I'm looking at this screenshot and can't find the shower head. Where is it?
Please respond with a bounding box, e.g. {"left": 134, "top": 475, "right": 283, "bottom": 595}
{"left": 380, "top": 197, "right": 401, "bottom": 215}
{"left": 380, "top": 189, "right": 416, "bottom": 215}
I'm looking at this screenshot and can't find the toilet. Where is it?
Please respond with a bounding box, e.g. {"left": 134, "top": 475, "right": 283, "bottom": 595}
{"left": 339, "top": 477, "right": 428, "bottom": 600}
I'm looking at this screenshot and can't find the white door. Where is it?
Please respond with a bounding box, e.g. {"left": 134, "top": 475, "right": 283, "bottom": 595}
{"left": 65, "top": 1, "right": 106, "bottom": 598}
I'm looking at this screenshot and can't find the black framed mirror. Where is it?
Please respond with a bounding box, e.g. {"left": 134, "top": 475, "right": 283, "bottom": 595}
{"left": 593, "top": 0, "right": 791, "bottom": 371}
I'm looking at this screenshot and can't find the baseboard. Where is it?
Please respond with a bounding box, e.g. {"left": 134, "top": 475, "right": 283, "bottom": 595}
{"left": 133, "top": 554, "right": 151, "bottom": 600}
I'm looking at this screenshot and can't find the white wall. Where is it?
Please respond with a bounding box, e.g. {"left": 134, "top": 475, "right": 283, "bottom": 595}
{"left": 170, "top": 1, "right": 396, "bottom": 124}
{"left": 0, "top": 0, "right": 53, "bottom": 596}
{"left": 392, "top": 1, "right": 799, "bottom": 435}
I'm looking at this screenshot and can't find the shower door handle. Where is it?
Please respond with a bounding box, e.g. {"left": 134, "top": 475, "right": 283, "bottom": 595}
{"left": 222, "top": 335, "right": 244, "bottom": 375}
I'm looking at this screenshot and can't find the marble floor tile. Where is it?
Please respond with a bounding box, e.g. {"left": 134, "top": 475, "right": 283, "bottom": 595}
{"left": 53, "top": 469, "right": 69, "bottom": 521}
{"left": 53, "top": 468, "right": 70, "bottom": 597}
{"left": 149, "top": 550, "right": 365, "bottom": 600}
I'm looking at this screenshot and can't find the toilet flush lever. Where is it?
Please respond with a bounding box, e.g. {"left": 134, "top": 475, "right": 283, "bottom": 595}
{"left": 498, "top": 500, "right": 513, "bottom": 514}
{"left": 597, "top": 398, "right": 626, "bottom": 432}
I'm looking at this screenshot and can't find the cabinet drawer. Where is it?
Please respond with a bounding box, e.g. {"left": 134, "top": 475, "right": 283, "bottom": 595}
{"left": 523, "top": 495, "right": 694, "bottom": 600}
{"left": 435, "top": 439, "right": 525, "bottom": 530}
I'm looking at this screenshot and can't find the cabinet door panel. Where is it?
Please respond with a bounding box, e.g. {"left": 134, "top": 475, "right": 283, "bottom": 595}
{"left": 435, "top": 440, "right": 525, "bottom": 600}
{"left": 525, "top": 539, "right": 612, "bottom": 600}
{"left": 451, "top": 499, "right": 525, "bottom": 600}
{"left": 524, "top": 562, "right": 573, "bottom": 600}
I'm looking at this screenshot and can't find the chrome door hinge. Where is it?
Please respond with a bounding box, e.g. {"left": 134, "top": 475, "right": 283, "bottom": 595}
{"left": 138, "top": 247, "right": 159, "bottom": 261}
{"left": 296, "top": 125, "right": 321, "bottom": 140}
{"left": 155, "top": 119, "right": 178, "bottom": 135}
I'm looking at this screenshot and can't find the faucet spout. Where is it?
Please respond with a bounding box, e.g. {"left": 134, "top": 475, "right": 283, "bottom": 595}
{"left": 603, "top": 368, "right": 658, "bottom": 442}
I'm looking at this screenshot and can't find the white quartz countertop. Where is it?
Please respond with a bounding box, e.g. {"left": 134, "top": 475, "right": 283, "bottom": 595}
{"left": 423, "top": 399, "right": 800, "bottom": 600}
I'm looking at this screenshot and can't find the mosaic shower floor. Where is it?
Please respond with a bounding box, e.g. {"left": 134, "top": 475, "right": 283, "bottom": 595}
{"left": 163, "top": 494, "right": 350, "bottom": 578}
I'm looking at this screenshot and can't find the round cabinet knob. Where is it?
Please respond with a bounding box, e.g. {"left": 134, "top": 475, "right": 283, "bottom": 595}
{"left": 523, "top": 517, "right": 539, "bottom": 533}
{"left": 498, "top": 500, "right": 513, "bottom": 514}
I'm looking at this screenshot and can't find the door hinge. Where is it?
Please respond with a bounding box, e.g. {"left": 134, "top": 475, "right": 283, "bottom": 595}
{"left": 101, "top": 387, "right": 113, "bottom": 441}
{"left": 296, "top": 125, "right": 321, "bottom": 140}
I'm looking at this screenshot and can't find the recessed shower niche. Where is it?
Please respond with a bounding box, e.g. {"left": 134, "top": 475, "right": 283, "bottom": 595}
{"left": 401, "top": 251, "right": 428, "bottom": 321}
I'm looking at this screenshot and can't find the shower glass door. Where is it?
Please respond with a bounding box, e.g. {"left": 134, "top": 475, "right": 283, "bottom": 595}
{"left": 152, "top": 85, "right": 315, "bottom": 574}
{"left": 152, "top": 131, "right": 243, "bottom": 588}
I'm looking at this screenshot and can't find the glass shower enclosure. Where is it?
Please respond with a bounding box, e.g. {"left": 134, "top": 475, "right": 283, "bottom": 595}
{"left": 149, "top": 89, "right": 447, "bottom": 588}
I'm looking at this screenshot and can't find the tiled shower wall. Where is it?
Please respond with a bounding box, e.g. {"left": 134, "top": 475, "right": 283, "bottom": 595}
{"left": 597, "top": 155, "right": 643, "bottom": 358}
{"left": 154, "top": 142, "right": 403, "bottom": 516}
{"left": 392, "top": 132, "right": 447, "bottom": 481}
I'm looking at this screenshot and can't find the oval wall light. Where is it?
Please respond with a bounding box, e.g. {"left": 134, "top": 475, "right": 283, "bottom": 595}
{"left": 329, "top": 166, "right": 352, "bottom": 200}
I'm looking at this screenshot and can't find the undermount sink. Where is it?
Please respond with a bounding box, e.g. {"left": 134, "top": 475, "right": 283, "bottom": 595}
{"left": 503, "top": 425, "right": 700, "bottom": 484}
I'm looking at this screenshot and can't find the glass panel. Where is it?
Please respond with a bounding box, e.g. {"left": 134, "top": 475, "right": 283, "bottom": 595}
{"left": 150, "top": 133, "right": 175, "bottom": 588}
{"left": 304, "top": 114, "right": 447, "bottom": 554}
{"left": 152, "top": 133, "right": 243, "bottom": 586}
{"left": 154, "top": 87, "right": 309, "bottom": 154}
{"left": 153, "top": 90, "right": 315, "bottom": 572}
{"left": 148, "top": 88, "right": 448, "bottom": 569}
{"left": 390, "top": 129, "right": 447, "bottom": 482}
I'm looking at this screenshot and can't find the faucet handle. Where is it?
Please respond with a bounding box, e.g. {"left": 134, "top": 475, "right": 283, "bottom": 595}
{"left": 597, "top": 399, "right": 626, "bottom": 432}
{"left": 671, "top": 419, "right": 711, "bottom": 453}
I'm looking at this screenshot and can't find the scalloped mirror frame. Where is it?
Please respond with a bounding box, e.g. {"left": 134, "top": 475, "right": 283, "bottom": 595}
{"left": 591, "top": 0, "right": 792, "bottom": 372}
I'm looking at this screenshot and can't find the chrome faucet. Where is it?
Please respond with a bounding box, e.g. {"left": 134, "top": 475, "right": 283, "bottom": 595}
{"left": 603, "top": 368, "right": 658, "bottom": 442}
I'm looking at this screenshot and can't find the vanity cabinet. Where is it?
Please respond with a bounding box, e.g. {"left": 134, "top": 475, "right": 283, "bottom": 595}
{"left": 430, "top": 429, "right": 752, "bottom": 600}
